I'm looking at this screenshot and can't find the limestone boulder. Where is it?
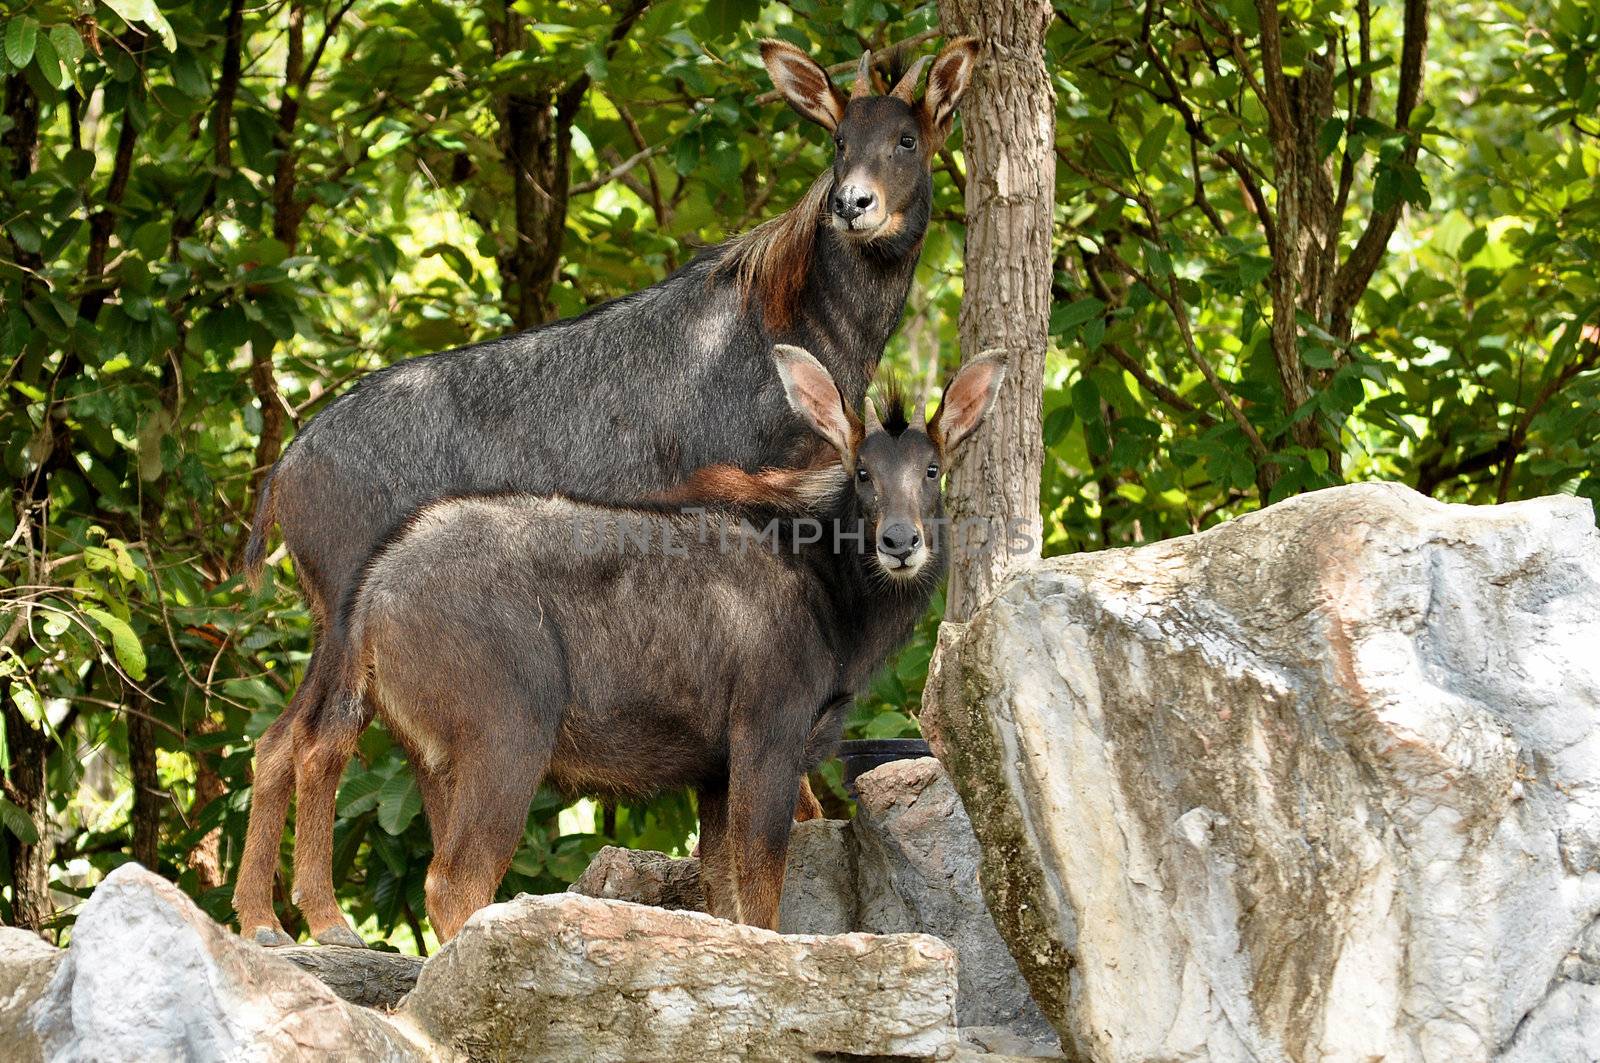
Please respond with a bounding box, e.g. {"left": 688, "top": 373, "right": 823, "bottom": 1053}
{"left": 854, "top": 757, "right": 1054, "bottom": 1041}
{"left": 924, "top": 482, "right": 1600, "bottom": 1062}
{"left": 568, "top": 769, "right": 1050, "bottom": 1048}
{"left": 569, "top": 820, "right": 857, "bottom": 935}
{"left": 0, "top": 928, "right": 61, "bottom": 1063}
{"left": 274, "top": 944, "right": 423, "bottom": 1010}
{"left": 568, "top": 845, "right": 704, "bottom": 911}
{"left": 399, "top": 891, "right": 959, "bottom": 1062}
{"left": 29, "top": 864, "right": 422, "bottom": 1061}
{"left": 776, "top": 817, "right": 856, "bottom": 935}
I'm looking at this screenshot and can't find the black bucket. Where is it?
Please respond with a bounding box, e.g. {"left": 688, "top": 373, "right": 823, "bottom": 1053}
{"left": 838, "top": 738, "right": 933, "bottom": 794}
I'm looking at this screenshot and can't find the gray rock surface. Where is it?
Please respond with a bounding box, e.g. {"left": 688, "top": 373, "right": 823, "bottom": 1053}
{"left": 568, "top": 844, "right": 704, "bottom": 911}
{"left": 0, "top": 928, "right": 61, "bottom": 1063}
{"left": 568, "top": 766, "right": 1053, "bottom": 1050}
{"left": 924, "top": 482, "right": 1600, "bottom": 1062}
{"left": 398, "top": 891, "right": 959, "bottom": 1062}
{"left": 854, "top": 757, "right": 1054, "bottom": 1041}
{"left": 568, "top": 819, "right": 856, "bottom": 935}
{"left": 30, "top": 864, "right": 423, "bottom": 1061}
{"left": 275, "top": 944, "right": 423, "bottom": 1010}
{"left": 776, "top": 817, "right": 857, "bottom": 935}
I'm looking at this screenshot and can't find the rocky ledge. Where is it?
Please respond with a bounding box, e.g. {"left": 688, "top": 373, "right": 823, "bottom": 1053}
{"left": 926, "top": 481, "right": 1600, "bottom": 1062}
{"left": 3, "top": 863, "right": 974, "bottom": 1062}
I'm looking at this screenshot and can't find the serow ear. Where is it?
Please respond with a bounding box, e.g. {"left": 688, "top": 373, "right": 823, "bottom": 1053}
{"left": 760, "top": 40, "right": 846, "bottom": 132}
{"left": 929, "top": 349, "right": 1007, "bottom": 453}
{"left": 773, "top": 345, "right": 862, "bottom": 462}
{"left": 920, "top": 37, "right": 980, "bottom": 137}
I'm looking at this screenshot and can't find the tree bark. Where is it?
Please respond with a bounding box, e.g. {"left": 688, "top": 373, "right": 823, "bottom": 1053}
{"left": 2, "top": 698, "right": 52, "bottom": 935}
{"left": 937, "top": 0, "right": 1056, "bottom": 623}
{"left": 187, "top": 712, "right": 229, "bottom": 892}
{"left": 485, "top": 0, "right": 649, "bottom": 327}
{"left": 2, "top": 73, "right": 52, "bottom": 938}
{"left": 127, "top": 703, "right": 161, "bottom": 869}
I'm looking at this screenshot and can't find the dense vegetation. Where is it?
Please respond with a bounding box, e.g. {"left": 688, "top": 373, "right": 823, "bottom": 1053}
{"left": 2, "top": 0, "right": 1595, "bottom": 949}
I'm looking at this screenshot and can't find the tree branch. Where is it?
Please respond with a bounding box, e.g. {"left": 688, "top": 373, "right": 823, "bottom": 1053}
{"left": 1063, "top": 161, "right": 1272, "bottom": 468}
{"left": 556, "top": 0, "right": 651, "bottom": 123}
{"left": 1139, "top": 32, "right": 1277, "bottom": 255}
{"left": 78, "top": 30, "right": 150, "bottom": 320}
{"left": 570, "top": 142, "right": 663, "bottom": 195}
{"left": 1330, "top": 0, "right": 1429, "bottom": 338}
{"left": 298, "top": 0, "right": 359, "bottom": 96}
{"left": 213, "top": 0, "right": 247, "bottom": 169}
{"left": 1076, "top": 253, "right": 1218, "bottom": 426}
{"left": 611, "top": 97, "right": 669, "bottom": 233}
{"left": 1494, "top": 332, "right": 1600, "bottom": 501}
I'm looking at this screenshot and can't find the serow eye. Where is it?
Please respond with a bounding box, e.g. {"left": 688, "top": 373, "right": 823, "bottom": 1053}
{"left": 856, "top": 466, "right": 871, "bottom": 483}
{"left": 834, "top": 135, "right": 845, "bottom": 150}
{"left": 926, "top": 463, "right": 940, "bottom": 479}
{"left": 899, "top": 135, "right": 917, "bottom": 150}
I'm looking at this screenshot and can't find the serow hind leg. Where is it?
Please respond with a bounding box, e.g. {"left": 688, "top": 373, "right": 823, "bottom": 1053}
{"left": 423, "top": 729, "right": 548, "bottom": 942}
{"left": 696, "top": 786, "right": 735, "bottom": 920}
{"left": 234, "top": 650, "right": 330, "bottom": 947}
{"left": 725, "top": 724, "right": 803, "bottom": 930}
{"left": 291, "top": 699, "right": 372, "bottom": 948}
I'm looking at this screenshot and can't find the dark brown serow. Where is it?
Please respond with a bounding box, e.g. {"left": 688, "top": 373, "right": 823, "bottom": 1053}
{"left": 279, "top": 345, "right": 1005, "bottom": 942}
{"left": 234, "top": 36, "right": 980, "bottom": 947}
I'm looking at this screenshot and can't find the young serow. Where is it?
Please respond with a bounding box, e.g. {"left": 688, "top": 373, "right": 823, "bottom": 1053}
{"left": 234, "top": 37, "right": 981, "bottom": 947}
{"left": 296, "top": 346, "right": 1004, "bottom": 940}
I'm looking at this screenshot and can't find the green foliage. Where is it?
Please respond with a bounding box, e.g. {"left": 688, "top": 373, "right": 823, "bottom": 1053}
{"left": 1040, "top": 0, "right": 1600, "bottom": 552}
{"left": 0, "top": 0, "right": 956, "bottom": 946}
{"left": 2, "top": 0, "right": 1596, "bottom": 949}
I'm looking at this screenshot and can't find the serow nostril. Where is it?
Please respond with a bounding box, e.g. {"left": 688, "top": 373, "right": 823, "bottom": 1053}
{"left": 878, "top": 523, "right": 919, "bottom": 560}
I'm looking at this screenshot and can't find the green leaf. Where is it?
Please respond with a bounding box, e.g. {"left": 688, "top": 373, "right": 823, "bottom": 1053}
{"left": 1301, "top": 345, "right": 1336, "bottom": 370}
{"left": 336, "top": 768, "right": 388, "bottom": 816}
{"left": 49, "top": 24, "right": 83, "bottom": 68}
{"left": 5, "top": 17, "right": 38, "bottom": 69}
{"left": 1043, "top": 404, "right": 1075, "bottom": 446}
{"left": 1136, "top": 115, "right": 1175, "bottom": 171}
{"left": 1081, "top": 316, "right": 1106, "bottom": 351}
{"left": 1052, "top": 296, "right": 1105, "bottom": 336}
{"left": 1143, "top": 240, "right": 1172, "bottom": 278}
{"left": 1238, "top": 256, "right": 1273, "bottom": 287}
{"left": 1317, "top": 117, "right": 1344, "bottom": 160}
{"left": 1373, "top": 165, "right": 1401, "bottom": 213}
{"left": 377, "top": 771, "right": 422, "bottom": 834}
{"left": 100, "top": 0, "right": 177, "bottom": 51}
{"left": 0, "top": 797, "right": 39, "bottom": 845}
{"left": 34, "top": 30, "right": 67, "bottom": 93}
{"left": 84, "top": 608, "right": 147, "bottom": 681}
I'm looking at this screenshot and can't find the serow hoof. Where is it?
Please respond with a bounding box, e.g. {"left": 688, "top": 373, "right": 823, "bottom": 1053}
{"left": 314, "top": 924, "right": 367, "bottom": 949}
{"left": 251, "top": 926, "right": 296, "bottom": 948}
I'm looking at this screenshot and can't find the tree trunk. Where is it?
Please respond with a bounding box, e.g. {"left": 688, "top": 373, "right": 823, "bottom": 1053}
{"left": 187, "top": 713, "right": 229, "bottom": 891}
{"left": 2, "top": 73, "right": 52, "bottom": 938}
{"left": 484, "top": 0, "right": 649, "bottom": 327}
{"left": 127, "top": 704, "right": 161, "bottom": 869}
{"left": 937, "top": 0, "right": 1056, "bottom": 623}
{"left": 2, "top": 698, "right": 52, "bottom": 935}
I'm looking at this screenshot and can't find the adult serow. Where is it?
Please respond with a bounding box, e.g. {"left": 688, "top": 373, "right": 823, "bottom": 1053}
{"left": 234, "top": 36, "right": 979, "bottom": 947}
{"left": 298, "top": 345, "right": 1004, "bottom": 941}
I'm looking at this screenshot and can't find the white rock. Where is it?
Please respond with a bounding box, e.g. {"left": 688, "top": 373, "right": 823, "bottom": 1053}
{"left": 0, "top": 927, "right": 61, "bottom": 1063}
{"left": 31, "top": 864, "right": 423, "bottom": 1061}
{"left": 924, "top": 482, "right": 1600, "bottom": 1062}
{"left": 854, "top": 757, "right": 1056, "bottom": 1044}
{"left": 398, "top": 890, "right": 959, "bottom": 1062}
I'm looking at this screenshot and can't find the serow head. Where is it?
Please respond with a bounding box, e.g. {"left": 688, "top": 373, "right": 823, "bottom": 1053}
{"left": 760, "top": 37, "right": 980, "bottom": 239}
{"left": 773, "top": 344, "right": 1007, "bottom": 581}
